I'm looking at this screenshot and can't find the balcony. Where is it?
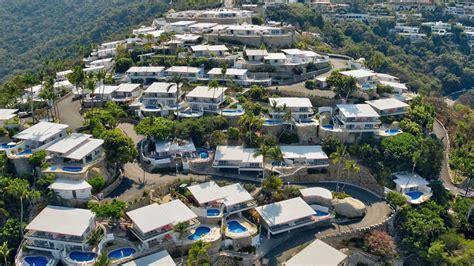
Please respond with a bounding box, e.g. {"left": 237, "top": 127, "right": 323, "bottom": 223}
{"left": 26, "top": 232, "right": 85, "bottom": 245}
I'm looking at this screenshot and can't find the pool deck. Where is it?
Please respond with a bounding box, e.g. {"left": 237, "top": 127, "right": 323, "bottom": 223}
{"left": 183, "top": 224, "right": 221, "bottom": 244}
{"left": 225, "top": 218, "right": 258, "bottom": 239}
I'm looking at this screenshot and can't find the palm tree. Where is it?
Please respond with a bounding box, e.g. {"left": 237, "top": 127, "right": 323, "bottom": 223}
{"left": 6, "top": 179, "right": 40, "bottom": 237}
{"left": 330, "top": 145, "right": 348, "bottom": 192}
{"left": 96, "top": 70, "right": 107, "bottom": 106}
{"left": 67, "top": 66, "right": 86, "bottom": 104}
{"left": 84, "top": 74, "right": 98, "bottom": 107}
{"left": 0, "top": 242, "right": 12, "bottom": 266}
{"left": 167, "top": 74, "right": 189, "bottom": 121}
{"left": 21, "top": 73, "right": 38, "bottom": 122}
{"left": 239, "top": 114, "right": 263, "bottom": 146}
{"left": 267, "top": 146, "right": 284, "bottom": 172}
{"left": 95, "top": 253, "right": 111, "bottom": 266}
{"left": 340, "top": 159, "right": 361, "bottom": 191}
{"left": 403, "top": 150, "right": 422, "bottom": 193}
{"left": 173, "top": 222, "right": 188, "bottom": 264}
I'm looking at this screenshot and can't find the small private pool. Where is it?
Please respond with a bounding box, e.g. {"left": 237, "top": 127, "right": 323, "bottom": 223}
{"left": 264, "top": 119, "right": 282, "bottom": 126}
{"left": 107, "top": 247, "right": 136, "bottom": 260}
{"left": 188, "top": 226, "right": 211, "bottom": 241}
{"left": 68, "top": 251, "right": 96, "bottom": 263}
{"left": 314, "top": 210, "right": 329, "bottom": 217}
{"left": 384, "top": 129, "right": 402, "bottom": 135}
{"left": 405, "top": 191, "right": 424, "bottom": 200}
{"left": 18, "top": 149, "right": 32, "bottom": 156}
{"left": 144, "top": 105, "right": 160, "bottom": 110}
{"left": 222, "top": 109, "right": 244, "bottom": 116}
{"left": 207, "top": 208, "right": 220, "bottom": 217}
{"left": 23, "top": 255, "right": 48, "bottom": 266}
{"left": 0, "top": 142, "right": 16, "bottom": 149}
{"left": 227, "top": 220, "right": 248, "bottom": 234}
{"left": 272, "top": 161, "right": 287, "bottom": 167}
{"left": 62, "top": 166, "right": 83, "bottom": 172}
{"left": 199, "top": 151, "right": 209, "bottom": 159}
{"left": 322, "top": 124, "right": 334, "bottom": 130}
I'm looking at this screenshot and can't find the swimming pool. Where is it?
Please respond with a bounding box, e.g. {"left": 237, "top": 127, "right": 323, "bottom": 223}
{"left": 188, "top": 226, "right": 211, "bottom": 240}
{"left": 62, "top": 166, "right": 83, "bottom": 172}
{"left": 264, "top": 119, "right": 282, "bottom": 126}
{"left": 405, "top": 191, "right": 423, "bottom": 200}
{"left": 23, "top": 255, "right": 48, "bottom": 266}
{"left": 68, "top": 251, "right": 96, "bottom": 263}
{"left": 222, "top": 109, "right": 243, "bottom": 113}
{"left": 314, "top": 210, "right": 329, "bottom": 217}
{"left": 18, "top": 149, "right": 32, "bottom": 156}
{"left": 199, "top": 151, "right": 209, "bottom": 159}
{"left": 227, "top": 221, "right": 248, "bottom": 233}
{"left": 322, "top": 124, "right": 334, "bottom": 130}
{"left": 207, "top": 208, "right": 220, "bottom": 217}
{"left": 49, "top": 166, "right": 57, "bottom": 171}
{"left": 107, "top": 247, "right": 136, "bottom": 260}
{"left": 145, "top": 105, "right": 160, "bottom": 110}
{"left": 0, "top": 143, "right": 16, "bottom": 149}
{"left": 272, "top": 161, "right": 287, "bottom": 167}
{"left": 384, "top": 129, "right": 401, "bottom": 135}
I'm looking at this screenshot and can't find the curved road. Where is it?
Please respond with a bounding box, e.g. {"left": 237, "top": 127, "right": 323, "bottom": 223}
{"left": 433, "top": 119, "right": 472, "bottom": 197}
{"left": 259, "top": 182, "right": 391, "bottom": 266}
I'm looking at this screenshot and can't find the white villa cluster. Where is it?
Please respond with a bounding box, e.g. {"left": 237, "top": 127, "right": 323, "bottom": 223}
{"left": 213, "top": 146, "right": 264, "bottom": 174}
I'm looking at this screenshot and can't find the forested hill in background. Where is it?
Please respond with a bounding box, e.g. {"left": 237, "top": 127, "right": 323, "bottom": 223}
{"left": 0, "top": 0, "right": 172, "bottom": 81}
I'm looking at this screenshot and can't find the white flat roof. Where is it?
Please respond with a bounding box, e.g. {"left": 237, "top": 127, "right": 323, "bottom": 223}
{"left": 14, "top": 122, "right": 69, "bottom": 142}
{"left": 255, "top": 197, "right": 315, "bottom": 227}
{"left": 245, "top": 49, "right": 268, "bottom": 56}
{"left": 269, "top": 97, "right": 312, "bottom": 108}
{"left": 214, "top": 146, "right": 263, "bottom": 164}
{"left": 122, "top": 250, "right": 175, "bottom": 266}
{"left": 207, "top": 68, "right": 247, "bottom": 76}
{"left": 166, "top": 66, "right": 202, "bottom": 74}
{"left": 337, "top": 104, "right": 380, "bottom": 118}
{"left": 340, "top": 69, "right": 376, "bottom": 79}
{"left": 145, "top": 82, "right": 178, "bottom": 94}
{"left": 26, "top": 206, "right": 94, "bottom": 236}
{"left": 49, "top": 179, "right": 92, "bottom": 191}
{"left": 281, "top": 145, "right": 328, "bottom": 160}
{"left": 170, "top": 20, "right": 197, "bottom": 26}
{"left": 186, "top": 86, "right": 226, "bottom": 99}
{"left": 46, "top": 133, "right": 92, "bottom": 154}
{"left": 281, "top": 49, "right": 306, "bottom": 55}
{"left": 127, "top": 200, "right": 197, "bottom": 234}
{"left": 285, "top": 239, "right": 347, "bottom": 266}
{"left": 116, "top": 83, "right": 141, "bottom": 93}
{"left": 127, "top": 66, "right": 165, "bottom": 73}
{"left": 94, "top": 85, "right": 119, "bottom": 95}
{"left": 63, "top": 138, "right": 104, "bottom": 160}
{"left": 299, "top": 187, "right": 332, "bottom": 200}
{"left": 264, "top": 53, "right": 287, "bottom": 60}
{"left": 393, "top": 172, "right": 429, "bottom": 189}
{"left": 187, "top": 181, "right": 227, "bottom": 205}
{"left": 189, "top": 22, "right": 218, "bottom": 29}
{"left": 220, "top": 183, "right": 253, "bottom": 207}
{"left": 365, "top": 98, "right": 409, "bottom": 111}
{"left": 379, "top": 80, "right": 408, "bottom": 91}
{"left": 0, "top": 109, "right": 18, "bottom": 120}
{"left": 191, "top": 45, "right": 228, "bottom": 52}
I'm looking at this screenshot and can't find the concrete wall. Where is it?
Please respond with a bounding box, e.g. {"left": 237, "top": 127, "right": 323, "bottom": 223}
{"left": 206, "top": 33, "right": 296, "bottom": 48}
{"left": 296, "top": 124, "right": 319, "bottom": 144}
{"left": 318, "top": 127, "right": 357, "bottom": 144}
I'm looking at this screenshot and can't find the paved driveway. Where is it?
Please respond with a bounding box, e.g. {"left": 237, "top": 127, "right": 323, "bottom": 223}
{"left": 57, "top": 93, "right": 83, "bottom": 130}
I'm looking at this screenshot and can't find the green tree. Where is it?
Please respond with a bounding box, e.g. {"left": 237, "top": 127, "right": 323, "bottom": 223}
{"left": 321, "top": 135, "right": 342, "bottom": 155}
{"left": 188, "top": 240, "right": 211, "bottom": 266}
{"left": 29, "top": 150, "right": 47, "bottom": 168}
{"left": 330, "top": 145, "right": 349, "bottom": 191}
{"left": 399, "top": 118, "right": 422, "bottom": 136}
{"left": 6, "top": 178, "right": 40, "bottom": 236}
{"left": 101, "top": 129, "right": 138, "bottom": 175}
{"left": 0, "top": 241, "right": 12, "bottom": 266}
{"left": 326, "top": 71, "right": 358, "bottom": 102}
{"left": 167, "top": 74, "right": 189, "bottom": 122}
{"left": 88, "top": 199, "right": 127, "bottom": 221}
{"left": 88, "top": 175, "right": 106, "bottom": 194}
{"left": 173, "top": 222, "right": 188, "bottom": 264}
{"left": 95, "top": 253, "right": 112, "bottom": 266}
{"left": 115, "top": 57, "right": 133, "bottom": 73}
{"left": 381, "top": 133, "right": 418, "bottom": 171}
{"left": 386, "top": 191, "right": 406, "bottom": 208}
{"left": 364, "top": 230, "right": 396, "bottom": 258}
{"left": 135, "top": 117, "right": 174, "bottom": 140}
{"left": 86, "top": 227, "right": 104, "bottom": 248}
{"left": 209, "top": 130, "right": 227, "bottom": 148}
{"left": 262, "top": 175, "right": 283, "bottom": 191}
{"left": 67, "top": 66, "right": 86, "bottom": 103}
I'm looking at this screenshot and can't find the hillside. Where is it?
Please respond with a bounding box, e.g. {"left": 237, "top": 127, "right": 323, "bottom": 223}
{"left": 0, "top": 0, "right": 169, "bottom": 81}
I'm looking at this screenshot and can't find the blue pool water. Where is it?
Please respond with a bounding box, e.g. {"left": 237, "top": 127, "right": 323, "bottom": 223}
{"left": 24, "top": 256, "right": 48, "bottom": 266}
{"left": 49, "top": 166, "right": 57, "bottom": 170}
{"left": 405, "top": 191, "right": 423, "bottom": 200}
{"left": 227, "top": 221, "right": 248, "bottom": 233}
{"left": 145, "top": 105, "right": 160, "bottom": 110}
{"left": 322, "top": 124, "right": 334, "bottom": 130}
{"left": 0, "top": 143, "right": 16, "bottom": 149}
{"left": 207, "top": 208, "right": 220, "bottom": 217}
{"left": 272, "top": 161, "right": 287, "bottom": 167}
{"left": 108, "top": 247, "right": 136, "bottom": 260}
{"left": 223, "top": 109, "right": 243, "bottom": 113}
{"left": 200, "top": 151, "right": 209, "bottom": 159}
{"left": 69, "top": 251, "right": 96, "bottom": 263}
{"left": 385, "top": 129, "right": 401, "bottom": 135}
{"left": 62, "top": 166, "right": 83, "bottom": 172}
{"left": 18, "top": 149, "right": 32, "bottom": 156}
{"left": 188, "top": 226, "right": 211, "bottom": 240}
{"left": 314, "top": 210, "right": 329, "bottom": 217}
{"left": 264, "top": 119, "right": 282, "bottom": 125}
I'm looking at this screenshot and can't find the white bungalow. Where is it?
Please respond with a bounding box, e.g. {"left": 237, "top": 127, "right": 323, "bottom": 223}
{"left": 280, "top": 145, "right": 329, "bottom": 168}
{"left": 111, "top": 83, "right": 142, "bottom": 103}
{"left": 255, "top": 197, "right": 316, "bottom": 238}
{"left": 122, "top": 250, "right": 175, "bottom": 266}
{"left": 281, "top": 49, "right": 325, "bottom": 64}
{"left": 48, "top": 179, "right": 92, "bottom": 201}
{"left": 393, "top": 172, "right": 432, "bottom": 204}
{"left": 126, "top": 200, "right": 199, "bottom": 247}
{"left": 213, "top": 146, "right": 263, "bottom": 174}
{"left": 24, "top": 206, "right": 96, "bottom": 253}
{"left": 340, "top": 69, "right": 377, "bottom": 90}
{"left": 187, "top": 181, "right": 227, "bottom": 209}
{"left": 245, "top": 49, "right": 268, "bottom": 63}
{"left": 83, "top": 65, "right": 105, "bottom": 75}
{"left": 335, "top": 104, "right": 381, "bottom": 132}
{"left": 88, "top": 85, "right": 119, "bottom": 102}
{"left": 189, "top": 22, "right": 218, "bottom": 33}
{"left": 264, "top": 53, "right": 288, "bottom": 65}
{"left": 56, "top": 70, "right": 73, "bottom": 81}
{"left": 141, "top": 82, "right": 181, "bottom": 116}
{"left": 8, "top": 122, "right": 69, "bottom": 158}
{"left": 0, "top": 109, "right": 18, "bottom": 124}
{"left": 191, "top": 45, "right": 228, "bottom": 57}
{"left": 167, "top": 21, "right": 197, "bottom": 33}
{"left": 86, "top": 58, "right": 114, "bottom": 69}
{"left": 126, "top": 66, "right": 166, "bottom": 84}
{"left": 365, "top": 98, "right": 409, "bottom": 117}
{"left": 185, "top": 86, "right": 226, "bottom": 113}
{"left": 43, "top": 133, "right": 104, "bottom": 174}
{"left": 220, "top": 183, "right": 256, "bottom": 215}
{"left": 285, "top": 239, "right": 348, "bottom": 266}
{"left": 379, "top": 80, "right": 409, "bottom": 94}
{"left": 268, "top": 97, "right": 314, "bottom": 122}
{"left": 165, "top": 66, "right": 205, "bottom": 81}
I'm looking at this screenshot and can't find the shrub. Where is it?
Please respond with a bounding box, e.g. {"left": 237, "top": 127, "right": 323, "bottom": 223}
{"left": 29, "top": 150, "right": 47, "bottom": 167}
{"left": 386, "top": 191, "right": 406, "bottom": 207}
{"left": 279, "top": 131, "right": 299, "bottom": 144}
{"left": 227, "top": 127, "right": 240, "bottom": 141}
{"left": 88, "top": 175, "right": 106, "bottom": 194}
{"left": 305, "top": 80, "right": 317, "bottom": 90}
{"left": 364, "top": 231, "right": 396, "bottom": 258}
